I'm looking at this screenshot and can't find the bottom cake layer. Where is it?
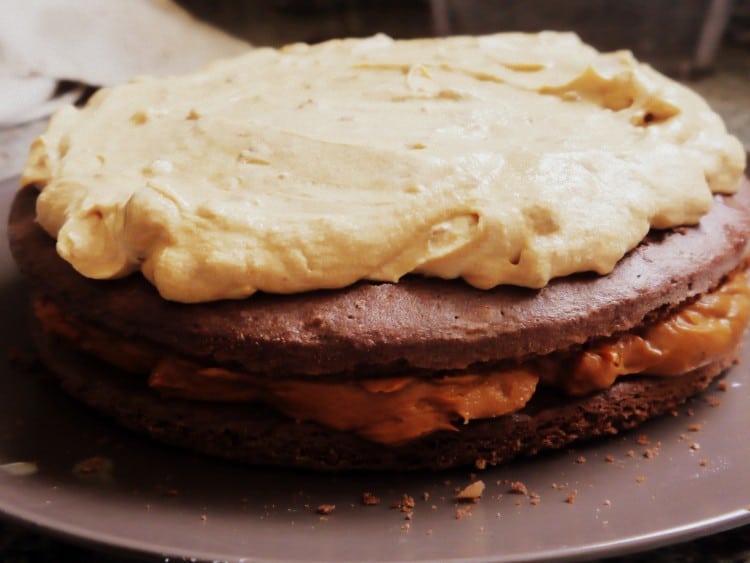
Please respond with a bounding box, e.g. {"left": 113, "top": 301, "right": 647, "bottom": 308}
{"left": 31, "top": 320, "right": 740, "bottom": 471}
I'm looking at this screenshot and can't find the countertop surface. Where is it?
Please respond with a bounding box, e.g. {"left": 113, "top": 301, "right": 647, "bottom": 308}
{"left": 1, "top": 44, "right": 749, "bottom": 563}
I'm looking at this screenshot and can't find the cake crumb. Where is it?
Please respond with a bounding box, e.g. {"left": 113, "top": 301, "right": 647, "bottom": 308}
{"left": 72, "top": 456, "right": 113, "bottom": 482}
{"left": 455, "top": 506, "right": 473, "bottom": 520}
{"left": 604, "top": 454, "right": 615, "bottom": 463}
{"left": 688, "top": 423, "right": 702, "bottom": 432}
{"left": 603, "top": 499, "right": 612, "bottom": 507}
{"left": 422, "top": 491, "right": 430, "bottom": 502}
{"left": 717, "top": 381, "right": 728, "bottom": 392}
{"left": 705, "top": 396, "right": 722, "bottom": 407}
{"left": 362, "top": 492, "right": 380, "bottom": 506}
{"left": 626, "top": 450, "right": 635, "bottom": 458}
{"left": 475, "top": 458, "right": 488, "bottom": 470}
{"left": 636, "top": 434, "right": 649, "bottom": 446}
{"left": 575, "top": 455, "right": 586, "bottom": 464}
{"left": 401, "top": 523, "right": 411, "bottom": 532}
{"left": 643, "top": 449, "right": 656, "bottom": 460}
{"left": 529, "top": 492, "right": 541, "bottom": 506}
{"left": 390, "top": 494, "right": 415, "bottom": 515}
{"left": 690, "top": 442, "right": 701, "bottom": 451}
{"left": 686, "top": 408, "right": 695, "bottom": 417}
{"left": 509, "top": 481, "right": 528, "bottom": 495}
{"left": 565, "top": 491, "right": 578, "bottom": 505}
{"left": 200, "top": 514, "right": 207, "bottom": 522}
{"left": 699, "top": 458, "right": 709, "bottom": 467}
{"left": 455, "top": 480, "right": 485, "bottom": 502}
{"left": 316, "top": 504, "right": 336, "bottom": 515}
{"left": 636, "top": 475, "right": 646, "bottom": 483}
{"left": 426, "top": 529, "right": 433, "bottom": 536}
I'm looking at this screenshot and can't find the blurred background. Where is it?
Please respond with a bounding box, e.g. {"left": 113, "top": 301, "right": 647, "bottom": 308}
{"left": 179, "top": 0, "right": 750, "bottom": 77}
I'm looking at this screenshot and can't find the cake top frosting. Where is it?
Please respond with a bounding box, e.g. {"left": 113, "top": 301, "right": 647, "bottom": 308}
{"left": 23, "top": 32, "right": 746, "bottom": 303}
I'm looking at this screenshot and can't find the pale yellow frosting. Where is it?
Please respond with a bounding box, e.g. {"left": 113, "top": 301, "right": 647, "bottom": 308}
{"left": 23, "top": 32, "right": 746, "bottom": 303}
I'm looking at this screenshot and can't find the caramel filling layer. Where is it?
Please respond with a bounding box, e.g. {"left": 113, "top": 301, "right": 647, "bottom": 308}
{"left": 34, "top": 272, "right": 750, "bottom": 445}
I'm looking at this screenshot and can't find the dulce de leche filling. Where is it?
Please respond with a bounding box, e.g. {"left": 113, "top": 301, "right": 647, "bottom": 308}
{"left": 35, "top": 272, "right": 750, "bottom": 445}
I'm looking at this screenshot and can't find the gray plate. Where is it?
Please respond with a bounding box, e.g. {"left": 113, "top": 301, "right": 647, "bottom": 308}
{"left": 1, "top": 174, "right": 750, "bottom": 563}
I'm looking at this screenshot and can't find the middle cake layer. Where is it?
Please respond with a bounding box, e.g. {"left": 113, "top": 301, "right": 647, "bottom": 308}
{"left": 31, "top": 269, "right": 750, "bottom": 445}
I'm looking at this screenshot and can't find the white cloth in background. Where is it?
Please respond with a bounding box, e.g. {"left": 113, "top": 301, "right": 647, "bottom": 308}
{"left": 0, "top": 0, "right": 251, "bottom": 127}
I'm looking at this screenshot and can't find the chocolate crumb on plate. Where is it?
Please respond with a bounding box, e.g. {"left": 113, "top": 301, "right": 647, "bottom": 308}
{"left": 72, "top": 456, "right": 113, "bottom": 482}
{"left": 455, "top": 506, "right": 473, "bottom": 520}
{"left": 705, "top": 396, "right": 723, "bottom": 407}
{"left": 509, "top": 481, "right": 528, "bottom": 495}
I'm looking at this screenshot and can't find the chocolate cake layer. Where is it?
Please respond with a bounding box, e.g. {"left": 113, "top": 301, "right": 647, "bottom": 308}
{"left": 32, "top": 319, "right": 737, "bottom": 471}
{"left": 9, "top": 180, "right": 750, "bottom": 378}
